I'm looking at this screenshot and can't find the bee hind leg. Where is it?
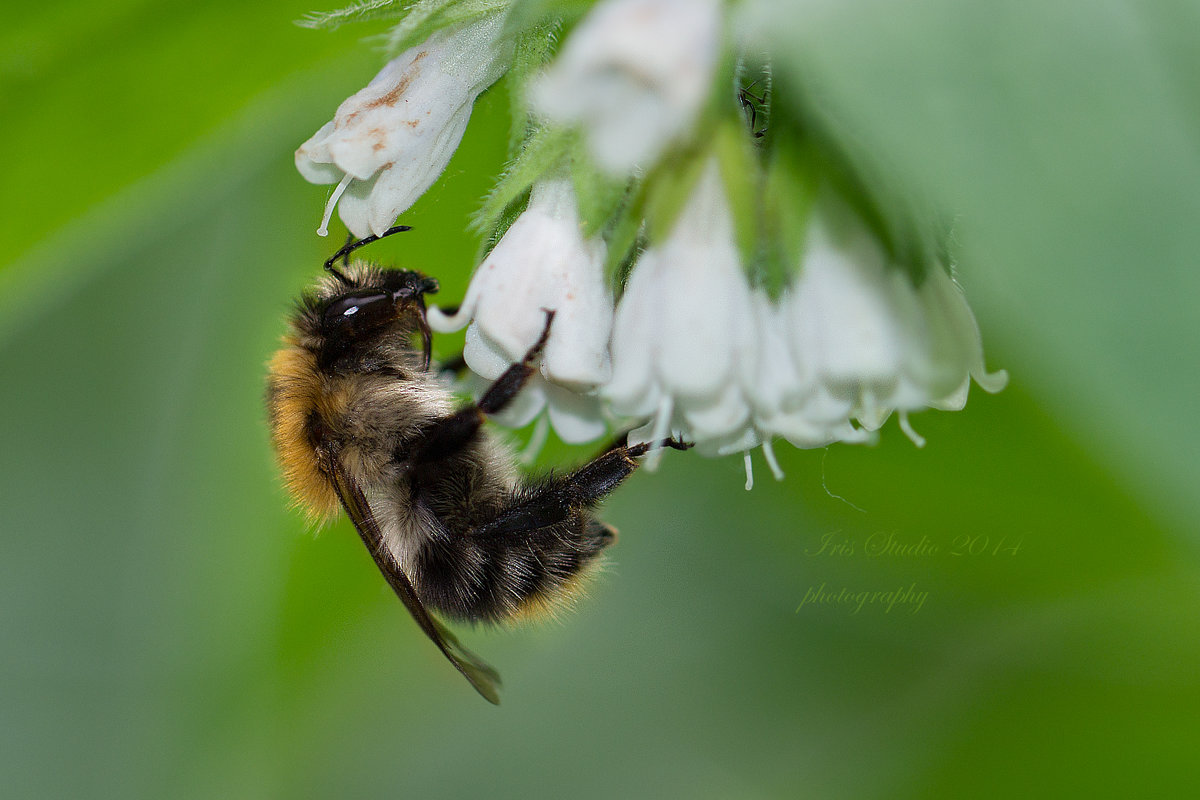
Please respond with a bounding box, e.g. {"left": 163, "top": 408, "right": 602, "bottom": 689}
{"left": 452, "top": 438, "right": 689, "bottom": 617}
{"left": 472, "top": 436, "right": 692, "bottom": 540}
{"left": 556, "top": 436, "right": 692, "bottom": 505}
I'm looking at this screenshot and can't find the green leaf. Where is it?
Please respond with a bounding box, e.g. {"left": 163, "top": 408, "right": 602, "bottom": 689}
{"left": 7, "top": 4, "right": 1200, "bottom": 798}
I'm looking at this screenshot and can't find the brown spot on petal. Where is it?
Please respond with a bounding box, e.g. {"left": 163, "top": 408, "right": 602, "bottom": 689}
{"left": 363, "top": 51, "right": 428, "bottom": 111}
{"left": 367, "top": 126, "right": 387, "bottom": 152}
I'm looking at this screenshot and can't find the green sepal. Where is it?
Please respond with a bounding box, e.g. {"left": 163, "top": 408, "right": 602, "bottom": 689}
{"left": 296, "top": 0, "right": 407, "bottom": 30}
{"left": 572, "top": 157, "right": 631, "bottom": 241}
{"left": 818, "top": 142, "right": 933, "bottom": 285}
{"left": 760, "top": 140, "right": 818, "bottom": 299}
{"left": 384, "top": 0, "right": 512, "bottom": 55}
{"left": 714, "top": 119, "right": 762, "bottom": 287}
{"left": 470, "top": 124, "right": 574, "bottom": 236}
{"left": 782, "top": 89, "right": 939, "bottom": 285}
{"left": 502, "top": 21, "right": 560, "bottom": 157}
{"left": 473, "top": 185, "right": 532, "bottom": 264}
{"left": 504, "top": 0, "right": 595, "bottom": 31}
{"left": 600, "top": 179, "right": 648, "bottom": 291}
{"left": 641, "top": 146, "right": 709, "bottom": 245}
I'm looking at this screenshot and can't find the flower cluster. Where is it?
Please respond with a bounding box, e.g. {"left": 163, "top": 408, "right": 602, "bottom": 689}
{"left": 295, "top": 0, "right": 1007, "bottom": 485}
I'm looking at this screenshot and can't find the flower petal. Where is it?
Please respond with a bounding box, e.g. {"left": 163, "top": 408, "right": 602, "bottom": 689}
{"left": 545, "top": 386, "right": 610, "bottom": 444}
{"left": 532, "top": 0, "right": 722, "bottom": 174}
{"left": 463, "top": 324, "right": 513, "bottom": 381}
{"left": 295, "top": 14, "right": 512, "bottom": 237}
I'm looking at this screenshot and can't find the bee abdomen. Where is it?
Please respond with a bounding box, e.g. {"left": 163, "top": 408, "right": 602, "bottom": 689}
{"left": 414, "top": 516, "right": 615, "bottom": 623}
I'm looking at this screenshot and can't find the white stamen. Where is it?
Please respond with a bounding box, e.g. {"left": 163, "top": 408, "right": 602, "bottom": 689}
{"left": 318, "top": 173, "right": 354, "bottom": 237}
{"left": 899, "top": 411, "right": 927, "bottom": 448}
{"left": 743, "top": 451, "right": 754, "bottom": 491}
{"left": 644, "top": 395, "right": 674, "bottom": 471}
{"left": 762, "top": 438, "right": 785, "bottom": 481}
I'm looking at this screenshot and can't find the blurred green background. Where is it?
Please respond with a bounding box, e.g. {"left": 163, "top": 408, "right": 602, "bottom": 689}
{"left": 3, "top": 1, "right": 1199, "bottom": 797}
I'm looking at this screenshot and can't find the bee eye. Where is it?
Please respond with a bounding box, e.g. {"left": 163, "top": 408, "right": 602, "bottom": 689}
{"left": 323, "top": 291, "right": 391, "bottom": 327}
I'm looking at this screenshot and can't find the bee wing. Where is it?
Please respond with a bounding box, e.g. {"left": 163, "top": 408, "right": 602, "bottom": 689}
{"left": 327, "top": 459, "right": 502, "bottom": 705}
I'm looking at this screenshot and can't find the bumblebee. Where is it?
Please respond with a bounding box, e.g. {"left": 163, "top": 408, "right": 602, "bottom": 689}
{"left": 266, "top": 227, "right": 688, "bottom": 703}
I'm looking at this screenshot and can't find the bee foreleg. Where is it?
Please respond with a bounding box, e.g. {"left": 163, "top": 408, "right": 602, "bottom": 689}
{"left": 475, "top": 309, "right": 555, "bottom": 415}
{"left": 406, "top": 311, "right": 556, "bottom": 466}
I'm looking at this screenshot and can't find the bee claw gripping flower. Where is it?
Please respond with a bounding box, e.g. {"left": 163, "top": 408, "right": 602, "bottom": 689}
{"left": 296, "top": 14, "right": 512, "bottom": 238}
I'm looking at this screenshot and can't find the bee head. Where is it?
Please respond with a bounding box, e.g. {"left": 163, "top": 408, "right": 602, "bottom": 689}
{"left": 320, "top": 270, "right": 437, "bottom": 331}
{"left": 298, "top": 226, "right": 442, "bottom": 370}
{"left": 307, "top": 266, "right": 439, "bottom": 370}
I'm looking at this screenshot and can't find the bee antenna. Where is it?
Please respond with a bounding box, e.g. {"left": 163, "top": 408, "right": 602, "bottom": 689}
{"left": 323, "top": 225, "right": 414, "bottom": 283}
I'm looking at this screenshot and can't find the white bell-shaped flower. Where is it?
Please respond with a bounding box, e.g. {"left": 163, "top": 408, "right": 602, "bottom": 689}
{"left": 427, "top": 179, "right": 613, "bottom": 443}
{"left": 296, "top": 14, "right": 511, "bottom": 238}
{"left": 782, "top": 197, "right": 1008, "bottom": 446}
{"left": 606, "top": 159, "right": 757, "bottom": 463}
{"left": 910, "top": 265, "right": 1009, "bottom": 411}
{"left": 531, "top": 0, "right": 722, "bottom": 175}
{"left": 784, "top": 206, "right": 911, "bottom": 431}
{"left": 748, "top": 290, "right": 872, "bottom": 450}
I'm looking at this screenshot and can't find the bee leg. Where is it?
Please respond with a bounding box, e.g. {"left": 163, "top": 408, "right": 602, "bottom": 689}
{"left": 561, "top": 437, "right": 692, "bottom": 503}
{"left": 408, "top": 310, "right": 555, "bottom": 466}
{"left": 473, "top": 437, "right": 693, "bottom": 539}
{"left": 475, "top": 309, "right": 555, "bottom": 415}
{"left": 592, "top": 428, "right": 631, "bottom": 455}
{"left": 423, "top": 439, "right": 686, "bottom": 622}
